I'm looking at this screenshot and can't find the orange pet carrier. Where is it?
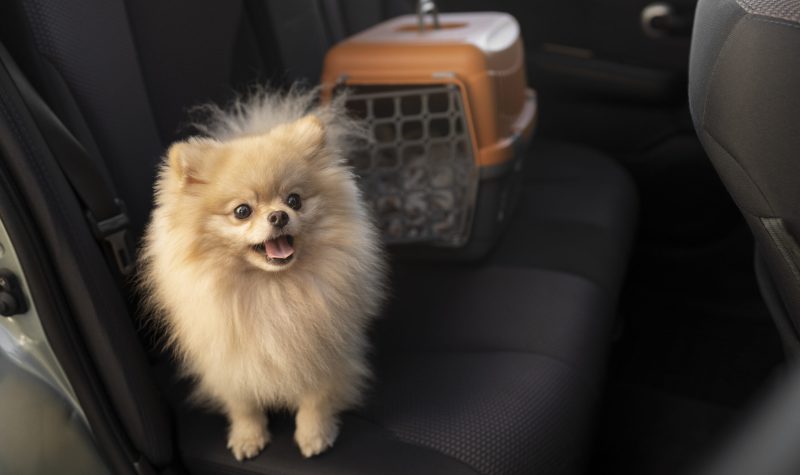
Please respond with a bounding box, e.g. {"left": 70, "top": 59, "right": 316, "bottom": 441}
{"left": 322, "top": 7, "right": 537, "bottom": 258}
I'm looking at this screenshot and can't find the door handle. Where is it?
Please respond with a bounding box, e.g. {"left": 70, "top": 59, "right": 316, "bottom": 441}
{"left": 641, "top": 3, "right": 692, "bottom": 38}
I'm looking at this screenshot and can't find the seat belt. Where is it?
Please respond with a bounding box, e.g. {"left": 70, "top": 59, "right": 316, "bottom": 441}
{"left": 0, "top": 44, "right": 135, "bottom": 277}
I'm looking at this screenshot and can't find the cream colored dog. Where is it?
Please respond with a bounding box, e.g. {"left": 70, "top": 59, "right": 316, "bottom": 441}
{"left": 139, "top": 91, "right": 385, "bottom": 461}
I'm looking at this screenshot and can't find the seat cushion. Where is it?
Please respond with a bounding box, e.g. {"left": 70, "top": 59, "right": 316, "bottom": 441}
{"left": 168, "top": 345, "right": 595, "bottom": 475}
{"left": 361, "top": 352, "right": 595, "bottom": 475}
{"left": 490, "top": 138, "right": 639, "bottom": 296}
{"left": 381, "top": 265, "right": 613, "bottom": 384}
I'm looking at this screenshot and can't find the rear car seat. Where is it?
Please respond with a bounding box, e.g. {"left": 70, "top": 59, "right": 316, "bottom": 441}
{"left": 0, "top": 0, "right": 637, "bottom": 473}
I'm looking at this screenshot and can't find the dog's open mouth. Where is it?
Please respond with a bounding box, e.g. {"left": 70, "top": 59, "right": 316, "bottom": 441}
{"left": 252, "top": 235, "right": 295, "bottom": 265}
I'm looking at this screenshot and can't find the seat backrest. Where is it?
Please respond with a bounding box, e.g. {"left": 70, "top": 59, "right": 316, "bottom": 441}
{"left": 261, "top": 0, "right": 411, "bottom": 83}
{"left": 689, "top": 0, "right": 800, "bottom": 350}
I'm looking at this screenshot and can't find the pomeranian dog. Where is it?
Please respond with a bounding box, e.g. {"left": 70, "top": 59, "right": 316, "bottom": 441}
{"left": 139, "top": 90, "right": 386, "bottom": 461}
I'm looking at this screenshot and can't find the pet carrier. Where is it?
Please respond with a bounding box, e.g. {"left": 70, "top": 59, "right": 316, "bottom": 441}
{"left": 322, "top": 7, "right": 537, "bottom": 258}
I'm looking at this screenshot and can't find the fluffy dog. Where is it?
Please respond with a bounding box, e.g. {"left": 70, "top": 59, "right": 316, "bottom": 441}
{"left": 139, "top": 90, "right": 386, "bottom": 460}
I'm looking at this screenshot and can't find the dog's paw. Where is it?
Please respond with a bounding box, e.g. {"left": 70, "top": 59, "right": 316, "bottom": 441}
{"left": 227, "top": 426, "right": 270, "bottom": 461}
{"left": 294, "top": 417, "right": 339, "bottom": 458}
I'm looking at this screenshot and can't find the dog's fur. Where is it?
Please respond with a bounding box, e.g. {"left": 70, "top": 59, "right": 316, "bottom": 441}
{"left": 139, "top": 90, "right": 386, "bottom": 460}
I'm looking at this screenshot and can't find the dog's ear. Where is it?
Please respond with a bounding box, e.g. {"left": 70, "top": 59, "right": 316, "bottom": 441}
{"left": 167, "top": 138, "right": 217, "bottom": 187}
{"left": 266, "top": 114, "right": 326, "bottom": 160}
{"left": 291, "top": 114, "right": 325, "bottom": 150}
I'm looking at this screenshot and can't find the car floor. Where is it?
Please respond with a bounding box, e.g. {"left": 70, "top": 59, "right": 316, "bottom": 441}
{"left": 590, "top": 223, "right": 786, "bottom": 475}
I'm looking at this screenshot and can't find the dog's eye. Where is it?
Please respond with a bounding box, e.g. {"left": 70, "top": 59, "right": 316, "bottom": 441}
{"left": 233, "top": 204, "right": 252, "bottom": 220}
{"left": 286, "top": 193, "right": 302, "bottom": 210}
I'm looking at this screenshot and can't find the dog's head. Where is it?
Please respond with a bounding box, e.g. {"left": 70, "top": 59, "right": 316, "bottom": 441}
{"left": 163, "top": 115, "right": 355, "bottom": 272}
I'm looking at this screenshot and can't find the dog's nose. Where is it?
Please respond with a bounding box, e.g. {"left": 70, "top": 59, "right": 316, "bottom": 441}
{"left": 268, "top": 210, "right": 289, "bottom": 228}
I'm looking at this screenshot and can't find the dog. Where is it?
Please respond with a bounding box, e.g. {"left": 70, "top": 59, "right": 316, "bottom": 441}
{"left": 139, "top": 89, "right": 386, "bottom": 461}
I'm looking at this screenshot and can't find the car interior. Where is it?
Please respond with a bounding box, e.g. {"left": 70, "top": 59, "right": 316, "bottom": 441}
{"left": 0, "top": 0, "right": 797, "bottom": 474}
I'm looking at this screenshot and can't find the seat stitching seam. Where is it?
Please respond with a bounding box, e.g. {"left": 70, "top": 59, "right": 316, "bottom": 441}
{"left": 753, "top": 17, "right": 800, "bottom": 30}
{"left": 383, "top": 348, "right": 601, "bottom": 391}
{"left": 750, "top": 16, "right": 800, "bottom": 29}
{"left": 482, "top": 263, "right": 611, "bottom": 292}
{"left": 702, "top": 128, "right": 775, "bottom": 216}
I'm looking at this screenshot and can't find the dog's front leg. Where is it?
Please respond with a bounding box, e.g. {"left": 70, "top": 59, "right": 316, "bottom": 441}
{"left": 294, "top": 389, "right": 342, "bottom": 458}
{"left": 224, "top": 398, "right": 269, "bottom": 461}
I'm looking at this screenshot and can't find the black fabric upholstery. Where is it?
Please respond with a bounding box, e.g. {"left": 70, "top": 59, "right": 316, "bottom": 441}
{"left": 261, "top": 1, "right": 333, "bottom": 84}
{"left": 382, "top": 266, "right": 613, "bottom": 384}
{"left": 363, "top": 353, "right": 593, "bottom": 475}
{"left": 125, "top": 0, "right": 271, "bottom": 145}
{"left": 5, "top": 0, "right": 164, "bottom": 238}
{"left": 490, "top": 139, "right": 638, "bottom": 296}
{"left": 1, "top": 0, "right": 638, "bottom": 473}
{"left": 262, "top": 0, "right": 413, "bottom": 84}
{"left": 689, "top": 0, "right": 800, "bottom": 349}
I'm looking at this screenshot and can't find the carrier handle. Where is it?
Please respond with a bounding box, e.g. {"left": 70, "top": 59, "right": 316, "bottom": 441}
{"left": 417, "top": 0, "right": 441, "bottom": 31}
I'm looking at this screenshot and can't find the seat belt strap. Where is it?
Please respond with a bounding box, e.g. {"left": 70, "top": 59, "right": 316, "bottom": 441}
{"left": 0, "top": 44, "right": 134, "bottom": 277}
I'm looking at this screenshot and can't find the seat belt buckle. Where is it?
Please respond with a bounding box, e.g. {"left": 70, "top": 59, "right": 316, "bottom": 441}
{"left": 86, "top": 199, "right": 135, "bottom": 277}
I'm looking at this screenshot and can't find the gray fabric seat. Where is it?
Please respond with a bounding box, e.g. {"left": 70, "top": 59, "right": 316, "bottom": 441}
{"left": 689, "top": 0, "right": 800, "bottom": 353}
{"left": 0, "top": 0, "right": 637, "bottom": 473}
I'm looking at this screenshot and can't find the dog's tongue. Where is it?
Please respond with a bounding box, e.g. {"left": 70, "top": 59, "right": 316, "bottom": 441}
{"left": 265, "top": 236, "right": 294, "bottom": 259}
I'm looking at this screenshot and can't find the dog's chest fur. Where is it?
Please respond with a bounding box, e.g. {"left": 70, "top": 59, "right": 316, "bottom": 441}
{"left": 165, "top": 264, "right": 365, "bottom": 406}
